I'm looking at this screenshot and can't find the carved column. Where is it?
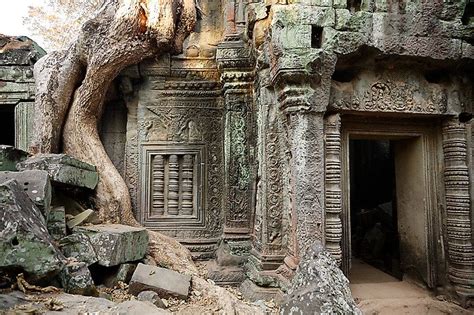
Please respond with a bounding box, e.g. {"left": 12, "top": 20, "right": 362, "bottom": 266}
{"left": 275, "top": 70, "right": 326, "bottom": 258}
{"left": 442, "top": 119, "right": 474, "bottom": 306}
{"left": 324, "top": 114, "right": 343, "bottom": 266}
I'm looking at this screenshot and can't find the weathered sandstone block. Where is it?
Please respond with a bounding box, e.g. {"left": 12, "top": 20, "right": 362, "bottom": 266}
{"left": 17, "top": 154, "right": 99, "bottom": 189}
{"left": 73, "top": 224, "right": 148, "bottom": 267}
{"left": 0, "top": 179, "right": 64, "bottom": 280}
{"left": 129, "top": 263, "right": 191, "bottom": 299}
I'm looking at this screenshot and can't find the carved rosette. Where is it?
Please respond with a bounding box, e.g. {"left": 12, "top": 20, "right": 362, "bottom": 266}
{"left": 442, "top": 119, "right": 474, "bottom": 303}
{"left": 324, "top": 114, "right": 343, "bottom": 266}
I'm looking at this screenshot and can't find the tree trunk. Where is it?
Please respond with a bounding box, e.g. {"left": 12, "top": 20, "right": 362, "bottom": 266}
{"left": 30, "top": 0, "right": 197, "bottom": 269}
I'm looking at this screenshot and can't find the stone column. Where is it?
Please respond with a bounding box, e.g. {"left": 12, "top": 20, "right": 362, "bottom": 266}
{"left": 274, "top": 70, "right": 327, "bottom": 258}
{"left": 442, "top": 119, "right": 474, "bottom": 306}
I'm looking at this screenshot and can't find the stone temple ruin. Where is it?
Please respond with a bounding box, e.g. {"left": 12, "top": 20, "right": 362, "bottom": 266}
{"left": 1, "top": 0, "right": 474, "bottom": 313}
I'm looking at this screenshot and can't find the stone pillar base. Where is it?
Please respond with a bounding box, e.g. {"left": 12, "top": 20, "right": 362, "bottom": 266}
{"left": 240, "top": 279, "right": 285, "bottom": 304}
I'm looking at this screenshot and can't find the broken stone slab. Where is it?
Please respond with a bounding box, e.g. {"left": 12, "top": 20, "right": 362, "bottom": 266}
{"left": 60, "top": 260, "right": 98, "bottom": 296}
{"left": 17, "top": 154, "right": 99, "bottom": 189}
{"left": 0, "top": 170, "right": 52, "bottom": 215}
{"left": 59, "top": 233, "right": 98, "bottom": 266}
{"left": 47, "top": 206, "right": 67, "bottom": 241}
{"left": 129, "top": 263, "right": 191, "bottom": 299}
{"left": 137, "top": 290, "right": 167, "bottom": 309}
{"left": 280, "top": 241, "right": 362, "bottom": 315}
{"left": 0, "top": 145, "right": 29, "bottom": 171}
{"left": 73, "top": 224, "right": 149, "bottom": 267}
{"left": 0, "top": 179, "right": 64, "bottom": 281}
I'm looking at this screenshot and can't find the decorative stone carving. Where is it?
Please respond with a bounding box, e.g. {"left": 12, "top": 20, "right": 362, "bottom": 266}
{"left": 330, "top": 70, "right": 449, "bottom": 114}
{"left": 324, "top": 114, "right": 343, "bottom": 266}
{"left": 123, "top": 57, "right": 224, "bottom": 258}
{"left": 442, "top": 119, "right": 474, "bottom": 306}
{"left": 217, "top": 37, "right": 255, "bottom": 240}
{"left": 151, "top": 155, "right": 165, "bottom": 216}
{"left": 181, "top": 154, "right": 194, "bottom": 216}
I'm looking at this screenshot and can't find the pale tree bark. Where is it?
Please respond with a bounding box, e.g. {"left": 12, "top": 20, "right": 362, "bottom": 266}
{"left": 30, "top": 0, "right": 198, "bottom": 272}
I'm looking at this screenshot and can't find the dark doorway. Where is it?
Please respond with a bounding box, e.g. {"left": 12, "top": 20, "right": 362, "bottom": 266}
{"left": 349, "top": 139, "right": 401, "bottom": 279}
{"left": 0, "top": 104, "right": 15, "bottom": 146}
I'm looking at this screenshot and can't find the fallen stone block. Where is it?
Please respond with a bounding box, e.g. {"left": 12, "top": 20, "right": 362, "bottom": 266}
{"left": 17, "top": 154, "right": 99, "bottom": 189}
{"left": 60, "top": 260, "right": 98, "bottom": 296}
{"left": 137, "top": 290, "right": 166, "bottom": 309}
{"left": 74, "top": 224, "right": 149, "bottom": 267}
{"left": 0, "top": 179, "right": 64, "bottom": 281}
{"left": 0, "top": 145, "right": 29, "bottom": 171}
{"left": 0, "top": 170, "right": 51, "bottom": 215}
{"left": 47, "top": 206, "right": 67, "bottom": 241}
{"left": 129, "top": 263, "right": 191, "bottom": 299}
{"left": 59, "top": 233, "right": 98, "bottom": 266}
{"left": 280, "top": 241, "right": 361, "bottom": 315}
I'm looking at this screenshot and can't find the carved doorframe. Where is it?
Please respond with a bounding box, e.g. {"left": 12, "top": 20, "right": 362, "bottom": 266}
{"left": 325, "top": 115, "right": 442, "bottom": 286}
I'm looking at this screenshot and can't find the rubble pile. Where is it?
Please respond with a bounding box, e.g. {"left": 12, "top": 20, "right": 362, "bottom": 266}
{"left": 0, "top": 145, "right": 193, "bottom": 313}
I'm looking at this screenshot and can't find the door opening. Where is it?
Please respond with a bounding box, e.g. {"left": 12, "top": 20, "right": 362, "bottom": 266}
{"left": 349, "top": 139, "right": 402, "bottom": 280}
{"left": 0, "top": 104, "right": 15, "bottom": 146}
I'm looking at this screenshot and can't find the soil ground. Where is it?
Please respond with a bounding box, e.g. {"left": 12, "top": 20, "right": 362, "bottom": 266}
{"left": 350, "top": 259, "right": 472, "bottom": 315}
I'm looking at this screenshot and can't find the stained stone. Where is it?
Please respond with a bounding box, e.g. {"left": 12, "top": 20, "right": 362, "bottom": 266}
{"left": 60, "top": 260, "right": 98, "bottom": 296}
{"left": 0, "top": 170, "right": 52, "bottom": 215}
{"left": 280, "top": 241, "right": 361, "bottom": 315}
{"left": 17, "top": 154, "right": 99, "bottom": 189}
{"left": 59, "top": 233, "right": 98, "bottom": 266}
{"left": 129, "top": 263, "right": 191, "bottom": 299}
{"left": 73, "top": 224, "right": 149, "bottom": 267}
{"left": 47, "top": 206, "right": 67, "bottom": 241}
{"left": 0, "top": 179, "right": 64, "bottom": 281}
{"left": 0, "top": 145, "right": 29, "bottom": 171}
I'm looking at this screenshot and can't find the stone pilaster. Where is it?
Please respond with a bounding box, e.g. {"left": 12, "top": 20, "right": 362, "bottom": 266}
{"left": 273, "top": 68, "right": 328, "bottom": 258}
{"left": 217, "top": 39, "right": 255, "bottom": 242}
{"left": 442, "top": 119, "right": 474, "bottom": 306}
{"left": 210, "top": 36, "right": 255, "bottom": 285}
{"left": 14, "top": 102, "right": 35, "bottom": 151}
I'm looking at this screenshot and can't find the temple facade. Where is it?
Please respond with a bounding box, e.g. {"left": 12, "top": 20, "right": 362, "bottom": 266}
{"left": 6, "top": 0, "right": 474, "bottom": 307}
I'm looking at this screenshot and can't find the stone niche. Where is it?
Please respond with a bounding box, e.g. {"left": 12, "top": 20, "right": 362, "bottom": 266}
{"left": 122, "top": 56, "right": 224, "bottom": 259}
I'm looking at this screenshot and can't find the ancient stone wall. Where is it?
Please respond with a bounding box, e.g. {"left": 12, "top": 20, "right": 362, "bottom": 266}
{"left": 0, "top": 35, "right": 45, "bottom": 150}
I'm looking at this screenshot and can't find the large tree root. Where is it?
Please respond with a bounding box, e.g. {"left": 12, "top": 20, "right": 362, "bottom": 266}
{"left": 30, "top": 0, "right": 198, "bottom": 269}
